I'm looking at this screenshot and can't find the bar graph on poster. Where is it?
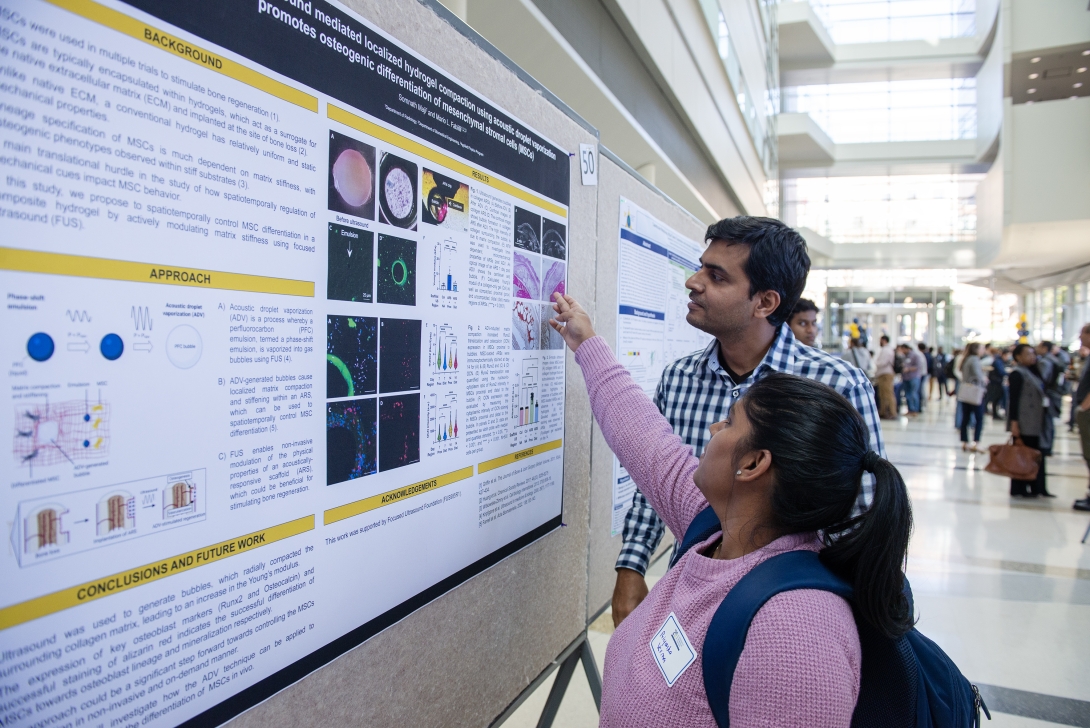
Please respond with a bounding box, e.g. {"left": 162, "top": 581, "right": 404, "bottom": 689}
{"left": 611, "top": 198, "right": 711, "bottom": 535}
{"left": 0, "top": 1, "right": 569, "bottom": 725}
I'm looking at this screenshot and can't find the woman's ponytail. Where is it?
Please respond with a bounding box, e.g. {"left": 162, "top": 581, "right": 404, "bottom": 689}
{"left": 821, "top": 456, "right": 914, "bottom": 638}
{"left": 739, "top": 374, "right": 915, "bottom": 640}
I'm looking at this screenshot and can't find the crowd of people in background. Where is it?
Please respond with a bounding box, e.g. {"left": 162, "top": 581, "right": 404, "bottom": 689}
{"left": 785, "top": 308, "right": 1090, "bottom": 511}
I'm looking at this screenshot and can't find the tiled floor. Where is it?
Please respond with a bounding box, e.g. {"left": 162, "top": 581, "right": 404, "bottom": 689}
{"left": 500, "top": 394, "right": 1090, "bottom": 727}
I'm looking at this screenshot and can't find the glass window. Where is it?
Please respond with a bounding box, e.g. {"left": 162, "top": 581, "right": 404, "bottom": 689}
{"left": 783, "top": 174, "right": 983, "bottom": 244}
{"left": 799, "top": 0, "right": 976, "bottom": 44}
{"left": 784, "top": 78, "right": 976, "bottom": 143}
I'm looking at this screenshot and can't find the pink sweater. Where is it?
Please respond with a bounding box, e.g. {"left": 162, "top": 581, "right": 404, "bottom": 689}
{"left": 575, "top": 337, "right": 861, "bottom": 728}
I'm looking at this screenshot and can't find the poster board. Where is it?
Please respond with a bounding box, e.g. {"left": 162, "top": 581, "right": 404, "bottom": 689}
{"left": 586, "top": 151, "right": 714, "bottom": 619}
{"left": 0, "top": 1, "right": 598, "bottom": 726}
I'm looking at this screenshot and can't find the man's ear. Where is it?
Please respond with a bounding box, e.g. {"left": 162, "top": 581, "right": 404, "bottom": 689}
{"left": 752, "top": 290, "right": 781, "bottom": 321}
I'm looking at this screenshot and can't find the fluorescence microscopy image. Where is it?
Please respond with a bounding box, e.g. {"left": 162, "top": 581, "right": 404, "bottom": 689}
{"left": 541, "top": 259, "right": 565, "bottom": 303}
{"left": 512, "top": 250, "right": 541, "bottom": 300}
{"left": 513, "top": 206, "right": 541, "bottom": 253}
{"left": 328, "top": 130, "right": 376, "bottom": 220}
{"left": 326, "top": 398, "right": 377, "bottom": 485}
{"left": 541, "top": 218, "right": 566, "bottom": 260}
{"left": 377, "top": 234, "right": 417, "bottom": 306}
{"left": 327, "top": 315, "right": 378, "bottom": 399}
{"left": 512, "top": 300, "right": 538, "bottom": 350}
{"left": 379, "top": 153, "right": 418, "bottom": 229}
{"left": 379, "top": 318, "right": 421, "bottom": 393}
{"left": 327, "top": 223, "right": 373, "bottom": 303}
{"left": 379, "top": 394, "right": 420, "bottom": 472}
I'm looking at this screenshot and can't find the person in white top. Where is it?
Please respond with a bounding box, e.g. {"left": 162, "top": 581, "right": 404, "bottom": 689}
{"left": 873, "top": 335, "right": 896, "bottom": 420}
{"left": 843, "top": 337, "right": 873, "bottom": 376}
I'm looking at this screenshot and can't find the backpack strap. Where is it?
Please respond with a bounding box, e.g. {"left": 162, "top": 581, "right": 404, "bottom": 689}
{"left": 702, "top": 550, "right": 853, "bottom": 728}
{"left": 669, "top": 505, "right": 721, "bottom": 568}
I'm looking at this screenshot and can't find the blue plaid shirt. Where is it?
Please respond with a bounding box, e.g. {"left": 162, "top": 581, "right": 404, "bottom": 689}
{"left": 616, "top": 324, "right": 886, "bottom": 574}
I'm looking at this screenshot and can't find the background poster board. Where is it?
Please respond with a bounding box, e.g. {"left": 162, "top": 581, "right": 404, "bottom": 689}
{"left": 610, "top": 198, "right": 711, "bottom": 536}
{"left": 585, "top": 154, "right": 709, "bottom": 619}
{"left": 0, "top": 1, "right": 587, "bottom": 726}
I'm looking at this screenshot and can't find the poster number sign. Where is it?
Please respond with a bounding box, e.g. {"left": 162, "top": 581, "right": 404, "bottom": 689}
{"left": 579, "top": 143, "right": 598, "bottom": 186}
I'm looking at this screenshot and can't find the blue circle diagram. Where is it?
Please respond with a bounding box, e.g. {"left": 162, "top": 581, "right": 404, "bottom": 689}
{"left": 100, "top": 333, "right": 124, "bottom": 360}
{"left": 27, "top": 332, "right": 54, "bottom": 362}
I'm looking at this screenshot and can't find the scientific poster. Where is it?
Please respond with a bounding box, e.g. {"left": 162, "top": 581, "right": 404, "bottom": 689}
{"left": 611, "top": 198, "right": 709, "bottom": 536}
{"left": 0, "top": 1, "right": 568, "bottom": 725}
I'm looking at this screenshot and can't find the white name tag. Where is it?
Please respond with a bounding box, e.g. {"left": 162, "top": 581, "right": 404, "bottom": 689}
{"left": 650, "top": 612, "right": 697, "bottom": 687}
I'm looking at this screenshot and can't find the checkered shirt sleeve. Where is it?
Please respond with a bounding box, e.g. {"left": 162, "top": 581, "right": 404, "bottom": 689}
{"left": 615, "top": 383, "right": 669, "bottom": 574}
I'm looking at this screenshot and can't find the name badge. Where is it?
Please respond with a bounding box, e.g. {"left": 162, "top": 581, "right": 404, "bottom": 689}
{"left": 650, "top": 612, "right": 696, "bottom": 687}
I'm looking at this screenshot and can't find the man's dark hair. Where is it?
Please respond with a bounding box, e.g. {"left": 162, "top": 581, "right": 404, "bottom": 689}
{"left": 791, "top": 297, "right": 819, "bottom": 317}
{"left": 880, "top": 335, "right": 890, "bottom": 344}
{"left": 705, "top": 216, "right": 810, "bottom": 327}
{"left": 1039, "top": 340, "right": 1053, "bottom": 349}
{"left": 917, "top": 343, "right": 927, "bottom": 352}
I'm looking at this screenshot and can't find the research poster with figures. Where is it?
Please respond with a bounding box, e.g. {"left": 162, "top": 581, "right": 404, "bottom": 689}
{"left": 611, "top": 198, "right": 710, "bottom": 536}
{"left": 0, "top": 0, "right": 569, "bottom": 725}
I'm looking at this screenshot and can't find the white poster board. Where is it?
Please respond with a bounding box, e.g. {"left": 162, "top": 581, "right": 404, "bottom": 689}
{"left": 610, "top": 197, "right": 710, "bottom": 536}
{"left": 0, "top": 1, "right": 568, "bottom": 725}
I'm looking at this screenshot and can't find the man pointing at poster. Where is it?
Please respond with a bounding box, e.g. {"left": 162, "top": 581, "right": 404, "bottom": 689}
{"left": 611, "top": 217, "right": 885, "bottom": 626}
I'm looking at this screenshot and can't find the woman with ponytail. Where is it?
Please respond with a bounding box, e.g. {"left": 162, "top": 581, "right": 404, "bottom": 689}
{"left": 549, "top": 293, "right": 913, "bottom": 728}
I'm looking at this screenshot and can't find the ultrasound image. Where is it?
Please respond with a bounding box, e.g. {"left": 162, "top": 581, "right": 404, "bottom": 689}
{"left": 327, "top": 223, "right": 373, "bottom": 303}
{"left": 379, "top": 394, "right": 420, "bottom": 472}
{"left": 327, "top": 315, "right": 377, "bottom": 399}
{"left": 379, "top": 318, "right": 421, "bottom": 393}
{"left": 326, "top": 398, "right": 377, "bottom": 485}
{"left": 541, "top": 219, "right": 566, "bottom": 260}
{"left": 377, "top": 234, "right": 417, "bottom": 306}
{"left": 513, "top": 207, "right": 541, "bottom": 253}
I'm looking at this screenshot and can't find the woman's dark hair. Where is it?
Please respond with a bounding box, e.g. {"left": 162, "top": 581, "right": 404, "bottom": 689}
{"left": 1012, "top": 343, "right": 1033, "bottom": 360}
{"left": 705, "top": 216, "right": 810, "bottom": 327}
{"left": 965, "top": 342, "right": 981, "bottom": 357}
{"left": 738, "top": 373, "right": 913, "bottom": 638}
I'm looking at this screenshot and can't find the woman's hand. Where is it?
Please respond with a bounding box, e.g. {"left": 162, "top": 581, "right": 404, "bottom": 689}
{"left": 1010, "top": 421, "right": 1020, "bottom": 439}
{"left": 549, "top": 293, "right": 596, "bottom": 352}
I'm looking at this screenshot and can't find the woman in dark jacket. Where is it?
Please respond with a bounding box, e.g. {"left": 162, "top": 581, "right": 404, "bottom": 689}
{"left": 1008, "top": 344, "right": 1055, "bottom": 497}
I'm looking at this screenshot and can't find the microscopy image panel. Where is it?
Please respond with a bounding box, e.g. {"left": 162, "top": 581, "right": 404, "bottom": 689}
{"left": 379, "top": 318, "right": 421, "bottom": 393}
{"left": 541, "top": 219, "right": 567, "bottom": 260}
{"left": 539, "top": 304, "right": 564, "bottom": 350}
{"left": 512, "top": 300, "right": 538, "bottom": 350}
{"left": 327, "top": 223, "right": 374, "bottom": 303}
{"left": 327, "top": 398, "right": 377, "bottom": 485}
{"left": 513, "top": 207, "right": 541, "bottom": 253}
{"left": 377, "top": 234, "right": 417, "bottom": 306}
{"left": 421, "top": 169, "right": 469, "bottom": 231}
{"left": 327, "top": 315, "right": 378, "bottom": 399}
{"left": 541, "top": 259, "right": 565, "bottom": 303}
{"left": 512, "top": 250, "right": 541, "bottom": 300}
{"left": 379, "top": 153, "right": 418, "bottom": 230}
{"left": 328, "top": 131, "right": 376, "bottom": 220}
{"left": 379, "top": 394, "right": 420, "bottom": 472}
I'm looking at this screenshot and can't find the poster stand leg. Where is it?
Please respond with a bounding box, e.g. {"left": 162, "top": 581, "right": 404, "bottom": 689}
{"left": 490, "top": 631, "right": 602, "bottom": 727}
{"left": 535, "top": 632, "right": 602, "bottom": 728}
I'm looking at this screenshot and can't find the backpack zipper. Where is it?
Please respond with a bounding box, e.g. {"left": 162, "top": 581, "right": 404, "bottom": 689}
{"left": 971, "top": 684, "right": 991, "bottom": 726}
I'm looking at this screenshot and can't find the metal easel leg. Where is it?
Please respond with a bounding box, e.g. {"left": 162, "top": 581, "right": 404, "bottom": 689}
{"left": 579, "top": 638, "right": 602, "bottom": 710}
{"left": 536, "top": 641, "right": 581, "bottom": 728}
{"left": 1081, "top": 519, "right": 1090, "bottom": 544}
{"left": 535, "top": 632, "right": 602, "bottom": 728}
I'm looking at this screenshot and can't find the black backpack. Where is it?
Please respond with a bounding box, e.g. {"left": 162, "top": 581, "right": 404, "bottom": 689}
{"left": 943, "top": 358, "right": 957, "bottom": 379}
{"left": 675, "top": 507, "right": 990, "bottom": 728}
{"left": 893, "top": 352, "right": 905, "bottom": 374}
